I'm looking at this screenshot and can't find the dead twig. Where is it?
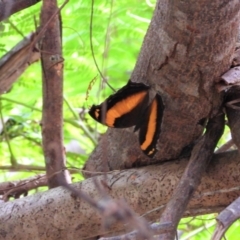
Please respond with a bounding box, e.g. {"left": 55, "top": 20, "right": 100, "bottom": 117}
{"left": 0, "top": 174, "right": 47, "bottom": 201}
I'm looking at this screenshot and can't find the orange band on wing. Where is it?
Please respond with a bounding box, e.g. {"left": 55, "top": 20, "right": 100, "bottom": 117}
{"left": 140, "top": 98, "right": 157, "bottom": 151}
{"left": 105, "top": 91, "right": 148, "bottom": 127}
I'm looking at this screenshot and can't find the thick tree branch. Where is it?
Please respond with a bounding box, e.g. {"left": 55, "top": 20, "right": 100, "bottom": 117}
{"left": 0, "top": 151, "right": 240, "bottom": 239}
{"left": 0, "top": 0, "right": 41, "bottom": 22}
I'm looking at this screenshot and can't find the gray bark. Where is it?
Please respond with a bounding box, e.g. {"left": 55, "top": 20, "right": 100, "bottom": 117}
{"left": 0, "top": 151, "right": 240, "bottom": 239}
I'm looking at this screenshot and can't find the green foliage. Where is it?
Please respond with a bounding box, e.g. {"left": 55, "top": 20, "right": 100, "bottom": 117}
{"left": 179, "top": 215, "right": 240, "bottom": 239}
{"left": 179, "top": 215, "right": 217, "bottom": 239}
{"left": 0, "top": 0, "right": 154, "bottom": 181}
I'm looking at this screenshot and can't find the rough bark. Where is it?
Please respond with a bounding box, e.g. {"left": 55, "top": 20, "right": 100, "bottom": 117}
{"left": 0, "top": 151, "right": 240, "bottom": 239}
{"left": 40, "top": 0, "right": 69, "bottom": 187}
{"left": 85, "top": 0, "right": 240, "bottom": 173}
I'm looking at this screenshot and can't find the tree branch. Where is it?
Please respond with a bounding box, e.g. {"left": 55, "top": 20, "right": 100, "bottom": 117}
{"left": 0, "top": 0, "right": 41, "bottom": 22}
{"left": 0, "top": 33, "right": 40, "bottom": 94}
{"left": 0, "top": 151, "right": 240, "bottom": 239}
{"left": 40, "top": 0, "right": 69, "bottom": 188}
{"left": 0, "top": 174, "right": 47, "bottom": 201}
{"left": 159, "top": 113, "right": 225, "bottom": 240}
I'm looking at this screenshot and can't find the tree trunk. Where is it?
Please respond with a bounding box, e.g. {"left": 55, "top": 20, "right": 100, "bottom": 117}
{"left": 84, "top": 0, "right": 240, "bottom": 173}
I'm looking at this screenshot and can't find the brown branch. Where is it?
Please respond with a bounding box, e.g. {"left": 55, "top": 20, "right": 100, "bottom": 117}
{"left": 40, "top": 0, "right": 70, "bottom": 188}
{"left": 212, "top": 197, "right": 240, "bottom": 240}
{"left": 0, "top": 151, "right": 240, "bottom": 239}
{"left": 0, "top": 0, "right": 41, "bottom": 22}
{"left": 158, "top": 113, "right": 225, "bottom": 240}
{"left": 0, "top": 168, "right": 83, "bottom": 201}
{"left": 209, "top": 86, "right": 240, "bottom": 239}
{"left": 0, "top": 174, "right": 47, "bottom": 201}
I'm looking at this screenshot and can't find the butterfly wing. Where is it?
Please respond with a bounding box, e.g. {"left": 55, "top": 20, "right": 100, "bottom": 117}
{"left": 89, "top": 81, "right": 150, "bottom": 128}
{"left": 138, "top": 94, "right": 164, "bottom": 157}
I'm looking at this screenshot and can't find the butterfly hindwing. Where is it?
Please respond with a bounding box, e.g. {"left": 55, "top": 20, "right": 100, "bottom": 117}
{"left": 89, "top": 81, "right": 150, "bottom": 128}
{"left": 138, "top": 94, "right": 164, "bottom": 157}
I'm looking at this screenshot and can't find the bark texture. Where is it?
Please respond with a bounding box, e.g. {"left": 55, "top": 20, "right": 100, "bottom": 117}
{"left": 85, "top": 0, "right": 240, "bottom": 173}
{"left": 0, "top": 151, "right": 240, "bottom": 239}
{"left": 40, "top": 0, "right": 69, "bottom": 187}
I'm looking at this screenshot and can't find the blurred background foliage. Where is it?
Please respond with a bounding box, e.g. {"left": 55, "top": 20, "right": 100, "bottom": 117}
{"left": 0, "top": 0, "right": 154, "bottom": 181}
{"left": 0, "top": 0, "right": 238, "bottom": 238}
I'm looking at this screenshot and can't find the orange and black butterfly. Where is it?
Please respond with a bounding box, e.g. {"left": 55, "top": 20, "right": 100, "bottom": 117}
{"left": 89, "top": 81, "right": 164, "bottom": 157}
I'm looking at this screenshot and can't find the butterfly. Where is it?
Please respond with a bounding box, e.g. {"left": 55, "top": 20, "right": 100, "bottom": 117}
{"left": 89, "top": 81, "right": 164, "bottom": 157}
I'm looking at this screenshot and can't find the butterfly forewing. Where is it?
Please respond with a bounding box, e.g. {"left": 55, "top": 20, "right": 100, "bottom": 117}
{"left": 89, "top": 81, "right": 150, "bottom": 128}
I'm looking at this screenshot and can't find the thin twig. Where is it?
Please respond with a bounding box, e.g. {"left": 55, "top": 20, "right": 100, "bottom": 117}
{"left": 89, "top": 0, "right": 115, "bottom": 91}
{"left": 0, "top": 174, "right": 47, "bottom": 201}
